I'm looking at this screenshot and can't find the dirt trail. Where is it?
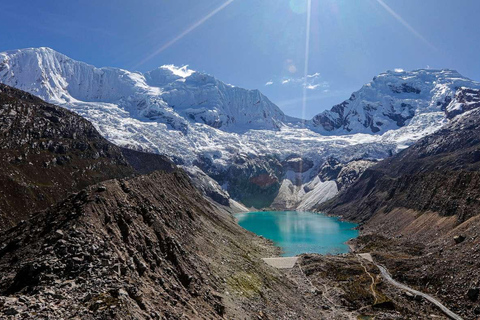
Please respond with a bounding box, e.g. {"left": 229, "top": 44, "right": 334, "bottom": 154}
{"left": 356, "top": 255, "right": 378, "bottom": 304}
{"left": 358, "top": 253, "right": 463, "bottom": 320}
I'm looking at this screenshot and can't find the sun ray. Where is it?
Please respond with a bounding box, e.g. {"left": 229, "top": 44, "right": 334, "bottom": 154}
{"left": 133, "top": 0, "right": 235, "bottom": 69}
{"left": 299, "top": 0, "right": 312, "bottom": 176}
{"left": 301, "top": 0, "right": 312, "bottom": 124}
{"left": 376, "top": 0, "right": 437, "bottom": 51}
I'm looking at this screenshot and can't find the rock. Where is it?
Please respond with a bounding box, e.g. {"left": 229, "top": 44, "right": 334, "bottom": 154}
{"left": 467, "top": 287, "right": 479, "bottom": 301}
{"left": 116, "top": 288, "right": 129, "bottom": 299}
{"left": 372, "top": 300, "right": 396, "bottom": 310}
{"left": 454, "top": 235, "right": 466, "bottom": 244}
{"left": 3, "top": 307, "right": 19, "bottom": 315}
{"left": 97, "top": 185, "right": 107, "bottom": 192}
{"left": 310, "top": 288, "right": 321, "bottom": 295}
{"left": 473, "top": 306, "right": 480, "bottom": 315}
{"left": 72, "top": 257, "right": 84, "bottom": 263}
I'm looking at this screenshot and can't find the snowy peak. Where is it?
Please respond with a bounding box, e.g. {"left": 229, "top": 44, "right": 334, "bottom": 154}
{"left": 144, "top": 65, "right": 196, "bottom": 86}
{"left": 310, "top": 68, "right": 480, "bottom": 135}
{"left": 0, "top": 47, "right": 145, "bottom": 104}
{"left": 0, "top": 47, "right": 287, "bottom": 132}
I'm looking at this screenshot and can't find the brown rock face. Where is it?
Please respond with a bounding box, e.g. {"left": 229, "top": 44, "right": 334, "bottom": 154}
{"left": 0, "top": 84, "right": 137, "bottom": 230}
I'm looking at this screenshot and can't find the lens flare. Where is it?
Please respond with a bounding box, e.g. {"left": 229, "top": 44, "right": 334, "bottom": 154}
{"left": 376, "top": 0, "right": 437, "bottom": 51}
{"left": 298, "top": 0, "right": 312, "bottom": 175}
{"left": 133, "top": 0, "right": 235, "bottom": 69}
{"left": 301, "top": 0, "right": 312, "bottom": 122}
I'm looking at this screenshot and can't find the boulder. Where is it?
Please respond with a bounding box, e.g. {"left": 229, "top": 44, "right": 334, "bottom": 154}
{"left": 467, "top": 287, "right": 479, "bottom": 302}
{"left": 454, "top": 235, "right": 466, "bottom": 244}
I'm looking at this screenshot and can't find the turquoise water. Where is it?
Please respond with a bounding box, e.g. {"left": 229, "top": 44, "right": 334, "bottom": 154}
{"left": 235, "top": 211, "right": 358, "bottom": 257}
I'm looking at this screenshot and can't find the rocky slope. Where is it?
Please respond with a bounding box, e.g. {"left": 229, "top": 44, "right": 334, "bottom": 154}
{"left": 0, "top": 83, "right": 136, "bottom": 230}
{"left": 0, "top": 85, "right": 318, "bottom": 318}
{"left": 0, "top": 169, "right": 331, "bottom": 319}
{"left": 4, "top": 48, "right": 477, "bottom": 209}
{"left": 319, "top": 103, "right": 480, "bottom": 319}
{"left": 1, "top": 165, "right": 446, "bottom": 319}
{"left": 320, "top": 106, "right": 480, "bottom": 222}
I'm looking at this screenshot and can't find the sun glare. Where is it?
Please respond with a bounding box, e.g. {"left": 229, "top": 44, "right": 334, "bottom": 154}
{"left": 302, "top": 0, "right": 312, "bottom": 122}
{"left": 376, "top": 0, "right": 437, "bottom": 51}
{"left": 133, "top": 0, "right": 235, "bottom": 69}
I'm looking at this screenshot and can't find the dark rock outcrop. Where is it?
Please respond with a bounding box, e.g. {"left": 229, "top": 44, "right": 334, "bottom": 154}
{"left": 196, "top": 154, "right": 284, "bottom": 209}
{"left": 120, "top": 147, "right": 176, "bottom": 174}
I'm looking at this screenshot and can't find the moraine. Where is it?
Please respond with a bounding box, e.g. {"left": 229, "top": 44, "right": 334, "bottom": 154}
{"left": 235, "top": 211, "right": 358, "bottom": 257}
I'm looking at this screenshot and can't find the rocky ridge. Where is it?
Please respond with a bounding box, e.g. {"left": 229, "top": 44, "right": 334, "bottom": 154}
{"left": 319, "top": 105, "right": 480, "bottom": 319}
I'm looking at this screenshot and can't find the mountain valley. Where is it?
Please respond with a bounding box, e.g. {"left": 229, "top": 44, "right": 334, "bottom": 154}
{"left": 1, "top": 47, "right": 480, "bottom": 319}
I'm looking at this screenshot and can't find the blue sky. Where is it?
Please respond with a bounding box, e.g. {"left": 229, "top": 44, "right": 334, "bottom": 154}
{"left": 1, "top": 0, "right": 480, "bottom": 118}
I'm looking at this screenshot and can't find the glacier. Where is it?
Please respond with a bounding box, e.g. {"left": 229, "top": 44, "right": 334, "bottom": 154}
{"left": 1, "top": 47, "right": 479, "bottom": 210}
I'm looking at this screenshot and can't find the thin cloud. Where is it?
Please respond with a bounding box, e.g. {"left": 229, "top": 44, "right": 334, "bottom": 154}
{"left": 276, "top": 72, "right": 328, "bottom": 90}
{"left": 265, "top": 81, "right": 274, "bottom": 86}
{"left": 306, "top": 84, "right": 320, "bottom": 90}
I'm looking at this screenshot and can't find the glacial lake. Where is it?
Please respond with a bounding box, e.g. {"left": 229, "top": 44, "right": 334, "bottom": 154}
{"left": 235, "top": 211, "right": 358, "bottom": 257}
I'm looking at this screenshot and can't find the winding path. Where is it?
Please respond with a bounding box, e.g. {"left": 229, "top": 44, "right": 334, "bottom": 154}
{"left": 358, "top": 253, "right": 463, "bottom": 320}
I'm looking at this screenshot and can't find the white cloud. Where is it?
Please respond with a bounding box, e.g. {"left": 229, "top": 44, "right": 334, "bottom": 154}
{"left": 305, "top": 81, "right": 329, "bottom": 90}
{"left": 394, "top": 68, "right": 404, "bottom": 73}
{"left": 271, "top": 71, "right": 328, "bottom": 91}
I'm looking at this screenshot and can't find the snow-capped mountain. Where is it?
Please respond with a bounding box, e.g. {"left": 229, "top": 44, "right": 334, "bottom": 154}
{"left": 1, "top": 47, "right": 479, "bottom": 210}
{"left": 0, "top": 47, "right": 288, "bottom": 133}
{"left": 310, "top": 69, "right": 480, "bottom": 134}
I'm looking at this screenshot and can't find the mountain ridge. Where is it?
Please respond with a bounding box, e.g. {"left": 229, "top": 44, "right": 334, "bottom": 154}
{"left": 2, "top": 47, "right": 479, "bottom": 209}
